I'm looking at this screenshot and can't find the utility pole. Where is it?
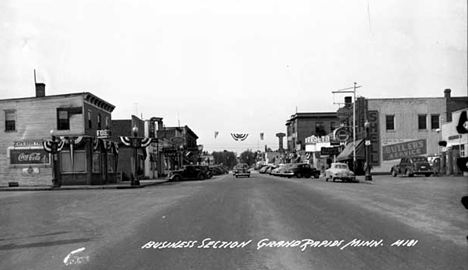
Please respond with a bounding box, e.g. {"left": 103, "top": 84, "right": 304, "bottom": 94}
{"left": 332, "top": 82, "right": 362, "bottom": 171}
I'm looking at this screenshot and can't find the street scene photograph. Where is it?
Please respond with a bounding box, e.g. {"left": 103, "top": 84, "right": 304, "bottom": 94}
{"left": 1, "top": 0, "right": 467, "bottom": 269}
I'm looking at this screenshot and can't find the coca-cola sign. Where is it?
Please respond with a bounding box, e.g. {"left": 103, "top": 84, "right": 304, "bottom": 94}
{"left": 10, "top": 149, "right": 50, "bottom": 165}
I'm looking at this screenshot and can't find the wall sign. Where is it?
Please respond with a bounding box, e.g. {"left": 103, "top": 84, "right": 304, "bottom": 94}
{"left": 10, "top": 149, "right": 50, "bottom": 165}
{"left": 382, "top": 139, "right": 427, "bottom": 161}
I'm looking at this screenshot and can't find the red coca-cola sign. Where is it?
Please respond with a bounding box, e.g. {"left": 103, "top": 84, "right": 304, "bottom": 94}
{"left": 10, "top": 149, "right": 50, "bottom": 165}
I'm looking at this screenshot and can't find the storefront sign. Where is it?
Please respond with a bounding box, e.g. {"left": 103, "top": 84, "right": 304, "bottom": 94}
{"left": 448, "top": 135, "right": 462, "bottom": 140}
{"left": 320, "top": 147, "right": 340, "bottom": 156}
{"left": 382, "top": 139, "right": 427, "bottom": 161}
{"left": 97, "top": 129, "right": 111, "bottom": 138}
{"left": 305, "top": 135, "right": 330, "bottom": 144}
{"left": 14, "top": 140, "right": 43, "bottom": 147}
{"left": 367, "top": 111, "right": 380, "bottom": 165}
{"left": 10, "top": 149, "right": 50, "bottom": 165}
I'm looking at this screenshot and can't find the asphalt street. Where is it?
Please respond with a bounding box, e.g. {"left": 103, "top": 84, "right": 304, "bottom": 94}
{"left": 0, "top": 172, "right": 466, "bottom": 270}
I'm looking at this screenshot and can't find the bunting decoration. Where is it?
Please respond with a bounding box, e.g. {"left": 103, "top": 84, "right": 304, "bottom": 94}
{"left": 214, "top": 131, "right": 219, "bottom": 139}
{"left": 231, "top": 133, "right": 249, "bottom": 141}
{"left": 260, "top": 133, "right": 264, "bottom": 140}
{"left": 42, "top": 139, "right": 65, "bottom": 153}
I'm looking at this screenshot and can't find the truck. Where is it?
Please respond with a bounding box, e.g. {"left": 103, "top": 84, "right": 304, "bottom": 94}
{"left": 391, "top": 156, "right": 433, "bottom": 177}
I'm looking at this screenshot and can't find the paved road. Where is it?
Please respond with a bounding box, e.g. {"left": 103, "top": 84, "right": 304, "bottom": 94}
{"left": 0, "top": 172, "right": 466, "bottom": 270}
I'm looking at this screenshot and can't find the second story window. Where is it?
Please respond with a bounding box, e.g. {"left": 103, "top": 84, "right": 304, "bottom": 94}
{"left": 57, "top": 109, "right": 70, "bottom": 130}
{"left": 5, "top": 110, "right": 16, "bottom": 131}
{"left": 386, "top": 115, "right": 395, "bottom": 131}
{"left": 88, "top": 111, "right": 92, "bottom": 129}
{"left": 418, "top": 115, "right": 427, "bottom": 130}
{"left": 431, "top": 114, "right": 440, "bottom": 129}
{"left": 105, "top": 116, "right": 109, "bottom": 129}
{"left": 97, "top": 114, "right": 102, "bottom": 129}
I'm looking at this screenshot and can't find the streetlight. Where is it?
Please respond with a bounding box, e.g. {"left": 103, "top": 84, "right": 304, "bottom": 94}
{"left": 197, "top": 145, "right": 203, "bottom": 165}
{"left": 364, "top": 120, "right": 372, "bottom": 181}
{"left": 132, "top": 126, "right": 140, "bottom": 186}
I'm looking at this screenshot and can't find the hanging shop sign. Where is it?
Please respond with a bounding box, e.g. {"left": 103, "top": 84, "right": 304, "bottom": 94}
{"left": 333, "top": 127, "right": 351, "bottom": 142}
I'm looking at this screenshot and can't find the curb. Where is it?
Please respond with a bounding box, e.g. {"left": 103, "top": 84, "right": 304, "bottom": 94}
{"left": 0, "top": 179, "right": 169, "bottom": 192}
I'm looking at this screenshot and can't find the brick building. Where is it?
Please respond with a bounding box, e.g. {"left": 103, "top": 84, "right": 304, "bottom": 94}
{"left": 337, "top": 89, "right": 467, "bottom": 173}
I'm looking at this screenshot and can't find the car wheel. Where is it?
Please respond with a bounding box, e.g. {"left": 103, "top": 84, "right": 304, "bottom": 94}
{"left": 296, "top": 173, "right": 302, "bottom": 178}
{"left": 405, "top": 170, "right": 413, "bottom": 177}
{"left": 392, "top": 170, "right": 397, "bottom": 177}
{"left": 332, "top": 177, "right": 336, "bottom": 182}
{"left": 172, "top": 175, "right": 181, "bottom": 182}
{"left": 325, "top": 175, "right": 328, "bottom": 182}
{"left": 425, "top": 173, "right": 431, "bottom": 177}
{"left": 197, "top": 174, "right": 206, "bottom": 181}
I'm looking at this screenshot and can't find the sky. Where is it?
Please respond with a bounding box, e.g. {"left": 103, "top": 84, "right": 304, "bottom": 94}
{"left": 1, "top": 0, "right": 467, "bottom": 154}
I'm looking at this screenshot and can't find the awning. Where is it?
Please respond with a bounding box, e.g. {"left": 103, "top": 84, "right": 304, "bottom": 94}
{"left": 336, "top": 139, "right": 365, "bottom": 161}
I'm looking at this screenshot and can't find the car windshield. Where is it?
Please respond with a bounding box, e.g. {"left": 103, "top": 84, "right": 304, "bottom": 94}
{"left": 334, "top": 164, "right": 348, "bottom": 169}
{"left": 411, "top": 157, "right": 428, "bottom": 162}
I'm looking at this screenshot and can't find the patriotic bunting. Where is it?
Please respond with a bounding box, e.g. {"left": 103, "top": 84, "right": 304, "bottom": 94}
{"left": 231, "top": 133, "right": 249, "bottom": 141}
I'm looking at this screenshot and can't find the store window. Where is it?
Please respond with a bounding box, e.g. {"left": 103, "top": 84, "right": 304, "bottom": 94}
{"left": 97, "top": 114, "right": 102, "bottom": 129}
{"left": 5, "top": 110, "right": 16, "bottom": 131}
{"left": 60, "top": 151, "right": 86, "bottom": 173}
{"left": 431, "top": 114, "right": 440, "bottom": 130}
{"left": 418, "top": 115, "right": 427, "bottom": 130}
{"left": 386, "top": 115, "right": 395, "bottom": 131}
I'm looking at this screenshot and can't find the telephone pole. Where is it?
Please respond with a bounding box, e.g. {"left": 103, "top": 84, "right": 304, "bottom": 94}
{"left": 332, "top": 82, "right": 362, "bottom": 170}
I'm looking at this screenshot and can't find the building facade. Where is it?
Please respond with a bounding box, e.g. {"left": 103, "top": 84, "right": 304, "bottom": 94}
{"left": 286, "top": 112, "right": 339, "bottom": 152}
{"left": 1, "top": 83, "right": 117, "bottom": 186}
{"left": 337, "top": 89, "right": 467, "bottom": 173}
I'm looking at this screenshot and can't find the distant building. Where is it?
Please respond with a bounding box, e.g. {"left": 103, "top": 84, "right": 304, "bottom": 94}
{"left": 111, "top": 115, "right": 146, "bottom": 181}
{"left": 157, "top": 125, "right": 199, "bottom": 171}
{"left": 285, "top": 112, "right": 339, "bottom": 152}
{"left": 0, "top": 83, "right": 117, "bottom": 186}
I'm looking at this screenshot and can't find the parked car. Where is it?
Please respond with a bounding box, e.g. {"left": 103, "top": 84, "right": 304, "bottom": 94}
{"left": 168, "top": 165, "right": 210, "bottom": 181}
{"left": 266, "top": 165, "right": 278, "bottom": 175}
{"left": 391, "top": 156, "right": 433, "bottom": 177}
{"left": 193, "top": 165, "right": 213, "bottom": 178}
{"left": 271, "top": 164, "right": 290, "bottom": 176}
{"left": 233, "top": 163, "right": 250, "bottom": 178}
{"left": 325, "top": 163, "right": 356, "bottom": 182}
{"left": 209, "top": 165, "right": 226, "bottom": 175}
{"left": 282, "top": 163, "right": 320, "bottom": 178}
{"left": 259, "top": 165, "right": 273, "bottom": 174}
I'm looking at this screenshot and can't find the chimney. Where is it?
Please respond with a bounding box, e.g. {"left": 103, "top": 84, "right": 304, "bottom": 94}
{"left": 444, "top": 89, "right": 451, "bottom": 99}
{"left": 344, "top": 96, "right": 352, "bottom": 107}
{"left": 35, "top": 83, "right": 45, "bottom": 97}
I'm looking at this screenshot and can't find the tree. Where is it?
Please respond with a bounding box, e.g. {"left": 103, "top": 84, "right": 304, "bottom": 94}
{"left": 239, "top": 149, "right": 256, "bottom": 167}
{"left": 212, "top": 150, "right": 237, "bottom": 169}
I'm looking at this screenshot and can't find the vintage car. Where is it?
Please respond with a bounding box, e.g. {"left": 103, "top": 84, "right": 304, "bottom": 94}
{"left": 282, "top": 163, "right": 321, "bottom": 178}
{"left": 271, "top": 164, "right": 291, "bottom": 176}
{"left": 391, "top": 156, "right": 433, "bottom": 177}
{"left": 168, "top": 165, "right": 210, "bottom": 181}
{"left": 325, "top": 162, "right": 356, "bottom": 182}
{"left": 233, "top": 163, "right": 250, "bottom": 178}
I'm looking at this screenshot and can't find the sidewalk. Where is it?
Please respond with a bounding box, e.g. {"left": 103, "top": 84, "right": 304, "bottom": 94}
{"left": 0, "top": 178, "right": 169, "bottom": 192}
